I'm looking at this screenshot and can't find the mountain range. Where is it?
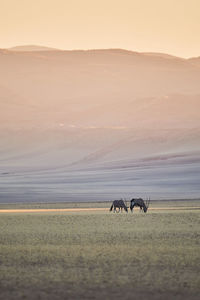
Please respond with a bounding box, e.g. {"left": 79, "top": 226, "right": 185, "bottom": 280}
{"left": 0, "top": 46, "right": 200, "bottom": 202}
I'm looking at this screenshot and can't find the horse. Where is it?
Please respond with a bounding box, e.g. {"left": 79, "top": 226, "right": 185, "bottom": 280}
{"left": 130, "top": 198, "right": 150, "bottom": 213}
{"left": 110, "top": 199, "right": 128, "bottom": 213}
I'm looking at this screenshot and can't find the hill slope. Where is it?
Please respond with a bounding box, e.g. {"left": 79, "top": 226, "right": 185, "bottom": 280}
{"left": 0, "top": 48, "right": 200, "bottom": 201}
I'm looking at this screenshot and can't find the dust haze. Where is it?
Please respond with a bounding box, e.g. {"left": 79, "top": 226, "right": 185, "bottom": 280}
{"left": 0, "top": 47, "right": 200, "bottom": 202}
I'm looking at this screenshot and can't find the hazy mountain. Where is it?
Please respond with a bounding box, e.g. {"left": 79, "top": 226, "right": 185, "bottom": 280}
{"left": 1, "top": 48, "right": 200, "bottom": 128}
{"left": 188, "top": 56, "right": 200, "bottom": 67}
{"left": 142, "top": 52, "right": 183, "bottom": 60}
{"left": 8, "top": 45, "right": 59, "bottom": 51}
{"left": 0, "top": 48, "right": 200, "bottom": 201}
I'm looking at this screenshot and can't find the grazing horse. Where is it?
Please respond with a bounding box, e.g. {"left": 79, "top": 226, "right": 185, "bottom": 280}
{"left": 110, "top": 199, "right": 128, "bottom": 213}
{"left": 130, "top": 198, "right": 150, "bottom": 213}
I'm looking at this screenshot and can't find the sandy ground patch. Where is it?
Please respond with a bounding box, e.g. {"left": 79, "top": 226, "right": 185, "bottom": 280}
{"left": 0, "top": 207, "right": 200, "bottom": 213}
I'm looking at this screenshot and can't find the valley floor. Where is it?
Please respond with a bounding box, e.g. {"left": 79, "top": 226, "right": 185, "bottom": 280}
{"left": 0, "top": 201, "right": 199, "bottom": 299}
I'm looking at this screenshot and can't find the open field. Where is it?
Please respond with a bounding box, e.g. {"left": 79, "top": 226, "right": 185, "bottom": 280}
{"left": 0, "top": 202, "right": 199, "bottom": 300}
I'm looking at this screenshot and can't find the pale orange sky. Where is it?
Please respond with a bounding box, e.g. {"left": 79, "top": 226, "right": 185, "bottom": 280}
{"left": 1, "top": 0, "right": 200, "bottom": 58}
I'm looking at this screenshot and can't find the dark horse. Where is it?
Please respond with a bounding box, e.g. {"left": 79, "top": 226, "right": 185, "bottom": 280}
{"left": 110, "top": 200, "right": 128, "bottom": 213}
{"left": 130, "top": 198, "right": 150, "bottom": 213}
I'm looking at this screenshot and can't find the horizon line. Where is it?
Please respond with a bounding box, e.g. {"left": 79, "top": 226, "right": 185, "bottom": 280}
{"left": 1, "top": 44, "right": 199, "bottom": 59}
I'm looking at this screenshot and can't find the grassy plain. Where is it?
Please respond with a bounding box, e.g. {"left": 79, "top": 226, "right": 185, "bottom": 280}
{"left": 0, "top": 202, "right": 199, "bottom": 299}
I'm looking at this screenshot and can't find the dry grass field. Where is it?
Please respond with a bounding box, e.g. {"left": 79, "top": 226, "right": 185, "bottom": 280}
{"left": 0, "top": 201, "right": 199, "bottom": 300}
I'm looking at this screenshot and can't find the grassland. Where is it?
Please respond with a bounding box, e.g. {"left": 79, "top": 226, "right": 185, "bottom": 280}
{"left": 0, "top": 202, "right": 199, "bottom": 299}
{"left": 0, "top": 199, "right": 199, "bottom": 209}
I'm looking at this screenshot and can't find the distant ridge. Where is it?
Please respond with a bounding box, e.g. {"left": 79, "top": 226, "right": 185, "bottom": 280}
{"left": 188, "top": 56, "right": 200, "bottom": 66}
{"left": 8, "top": 45, "right": 59, "bottom": 52}
{"left": 141, "top": 52, "right": 184, "bottom": 60}
{"left": 6, "top": 45, "right": 200, "bottom": 60}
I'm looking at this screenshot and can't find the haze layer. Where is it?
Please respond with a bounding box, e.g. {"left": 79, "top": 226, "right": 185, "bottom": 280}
{"left": 0, "top": 48, "right": 200, "bottom": 202}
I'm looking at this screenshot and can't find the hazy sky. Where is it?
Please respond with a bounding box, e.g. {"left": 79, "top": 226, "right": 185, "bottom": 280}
{"left": 1, "top": 0, "right": 200, "bottom": 57}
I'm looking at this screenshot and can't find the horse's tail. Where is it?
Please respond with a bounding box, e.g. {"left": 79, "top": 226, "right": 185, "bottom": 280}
{"left": 110, "top": 203, "right": 113, "bottom": 211}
